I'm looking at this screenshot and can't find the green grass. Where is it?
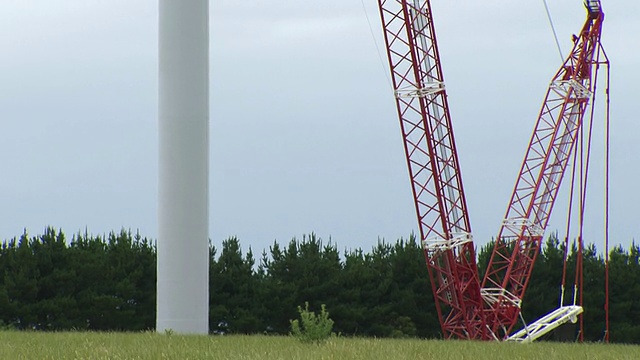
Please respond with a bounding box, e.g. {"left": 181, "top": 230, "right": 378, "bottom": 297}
{"left": 0, "top": 331, "right": 639, "bottom": 359}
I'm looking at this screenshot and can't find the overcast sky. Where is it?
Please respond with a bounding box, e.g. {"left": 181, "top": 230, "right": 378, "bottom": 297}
{"left": 1, "top": 1, "right": 638, "bottom": 256}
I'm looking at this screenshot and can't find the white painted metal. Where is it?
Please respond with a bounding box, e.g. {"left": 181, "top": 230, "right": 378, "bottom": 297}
{"left": 394, "top": 83, "right": 445, "bottom": 98}
{"left": 422, "top": 232, "right": 472, "bottom": 253}
{"left": 551, "top": 79, "right": 592, "bottom": 99}
{"left": 502, "top": 217, "right": 545, "bottom": 237}
{"left": 157, "top": 0, "right": 209, "bottom": 334}
{"left": 507, "top": 305, "right": 583, "bottom": 343}
{"left": 480, "top": 287, "right": 522, "bottom": 308}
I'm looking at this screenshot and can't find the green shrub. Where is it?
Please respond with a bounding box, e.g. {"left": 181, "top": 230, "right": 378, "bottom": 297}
{"left": 0, "top": 320, "right": 15, "bottom": 331}
{"left": 290, "top": 302, "right": 334, "bottom": 344}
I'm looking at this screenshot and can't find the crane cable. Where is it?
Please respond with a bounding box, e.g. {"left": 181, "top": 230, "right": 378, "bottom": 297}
{"left": 542, "top": 0, "right": 565, "bottom": 61}
{"left": 602, "top": 45, "right": 611, "bottom": 344}
{"left": 560, "top": 140, "right": 579, "bottom": 308}
{"left": 560, "top": 41, "right": 610, "bottom": 342}
{"left": 361, "top": 0, "right": 393, "bottom": 90}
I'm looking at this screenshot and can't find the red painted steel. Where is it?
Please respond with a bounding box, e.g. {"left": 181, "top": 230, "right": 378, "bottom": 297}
{"left": 377, "top": 0, "right": 606, "bottom": 340}
{"left": 481, "top": 2, "right": 605, "bottom": 338}
{"left": 604, "top": 58, "right": 611, "bottom": 343}
{"left": 376, "top": 0, "right": 486, "bottom": 339}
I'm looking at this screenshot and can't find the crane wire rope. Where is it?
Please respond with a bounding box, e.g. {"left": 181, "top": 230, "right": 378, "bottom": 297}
{"left": 602, "top": 46, "right": 610, "bottom": 344}
{"left": 573, "top": 39, "right": 607, "bottom": 342}
{"left": 361, "top": 0, "right": 393, "bottom": 90}
{"left": 556, "top": 9, "right": 609, "bottom": 342}
{"left": 559, "top": 15, "right": 603, "bottom": 338}
{"left": 560, "top": 141, "right": 579, "bottom": 307}
{"left": 542, "top": 0, "right": 565, "bottom": 61}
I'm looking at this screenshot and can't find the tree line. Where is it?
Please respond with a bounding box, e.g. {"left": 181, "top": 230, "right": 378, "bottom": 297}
{"left": 0, "top": 227, "right": 638, "bottom": 343}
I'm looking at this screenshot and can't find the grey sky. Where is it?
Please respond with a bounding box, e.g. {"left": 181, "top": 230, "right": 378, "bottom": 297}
{"left": 1, "top": 1, "right": 638, "bottom": 256}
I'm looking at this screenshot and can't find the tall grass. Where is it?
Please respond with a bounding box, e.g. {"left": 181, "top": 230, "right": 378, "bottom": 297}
{"left": 0, "top": 332, "right": 638, "bottom": 359}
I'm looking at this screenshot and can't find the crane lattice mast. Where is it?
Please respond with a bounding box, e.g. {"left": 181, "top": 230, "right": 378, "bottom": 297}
{"left": 481, "top": 0, "right": 605, "bottom": 340}
{"left": 376, "top": 0, "right": 487, "bottom": 339}
{"left": 378, "top": 0, "right": 607, "bottom": 341}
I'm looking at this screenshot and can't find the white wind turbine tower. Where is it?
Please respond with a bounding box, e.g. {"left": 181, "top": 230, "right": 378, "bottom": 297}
{"left": 157, "top": 0, "right": 209, "bottom": 334}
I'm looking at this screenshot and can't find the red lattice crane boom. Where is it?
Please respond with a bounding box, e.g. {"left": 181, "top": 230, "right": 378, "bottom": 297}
{"left": 378, "top": 0, "right": 606, "bottom": 341}
{"left": 481, "top": 0, "right": 605, "bottom": 339}
{"left": 376, "top": 0, "right": 487, "bottom": 339}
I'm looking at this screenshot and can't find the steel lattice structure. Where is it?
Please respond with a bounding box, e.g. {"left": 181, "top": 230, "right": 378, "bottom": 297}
{"left": 377, "top": 0, "right": 605, "bottom": 340}
{"left": 481, "top": 1, "right": 605, "bottom": 338}
{"left": 377, "top": 0, "right": 486, "bottom": 339}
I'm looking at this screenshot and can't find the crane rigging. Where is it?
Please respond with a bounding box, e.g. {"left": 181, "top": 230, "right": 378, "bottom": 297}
{"left": 377, "top": 0, "right": 607, "bottom": 341}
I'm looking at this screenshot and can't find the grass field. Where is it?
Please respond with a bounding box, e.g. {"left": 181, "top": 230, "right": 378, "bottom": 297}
{"left": 1, "top": 331, "right": 639, "bottom": 359}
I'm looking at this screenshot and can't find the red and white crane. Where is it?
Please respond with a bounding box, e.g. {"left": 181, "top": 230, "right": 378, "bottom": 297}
{"left": 482, "top": 0, "right": 605, "bottom": 341}
{"left": 377, "top": 0, "right": 487, "bottom": 339}
{"left": 377, "top": 0, "right": 607, "bottom": 341}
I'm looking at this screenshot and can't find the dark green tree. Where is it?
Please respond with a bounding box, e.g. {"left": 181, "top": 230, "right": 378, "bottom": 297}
{"left": 209, "top": 237, "right": 261, "bottom": 334}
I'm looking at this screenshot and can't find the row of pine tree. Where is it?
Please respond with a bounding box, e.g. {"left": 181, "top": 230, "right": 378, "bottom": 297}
{"left": 0, "top": 227, "right": 638, "bottom": 343}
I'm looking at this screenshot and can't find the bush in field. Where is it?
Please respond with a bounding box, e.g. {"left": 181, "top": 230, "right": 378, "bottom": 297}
{"left": 0, "top": 320, "right": 15, "bottom": 331}
{"left": 290, "top": 302, "right": 334, "bottom": 344}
